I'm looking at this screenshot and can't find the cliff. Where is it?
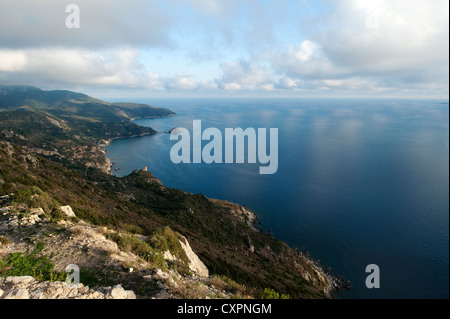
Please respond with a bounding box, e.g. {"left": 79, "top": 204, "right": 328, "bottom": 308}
{"left": 0, "top": 87, "right": 345, "bottom": 299}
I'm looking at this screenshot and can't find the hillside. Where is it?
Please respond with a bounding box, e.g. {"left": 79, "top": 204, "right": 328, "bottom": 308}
{"left": 0, "top": 87, "right": 347, "bottom": 299}
{"left": 0, "top": 86, "right": 175, "bottom": 173}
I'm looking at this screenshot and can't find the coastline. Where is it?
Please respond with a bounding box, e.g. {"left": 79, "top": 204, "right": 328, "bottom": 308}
{"left": 100, "top": 114, "right": 350, "bottom": 298}
{"left": 99, "top": 114, "right": 178, "bottom": 173}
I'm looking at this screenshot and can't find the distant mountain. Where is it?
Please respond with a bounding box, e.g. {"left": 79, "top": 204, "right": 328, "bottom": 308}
{"left": 0, "top": 86, "right": 175, "bottom": 172}
{"left": 0, "top": 86, "right": 175, "bottom": 122}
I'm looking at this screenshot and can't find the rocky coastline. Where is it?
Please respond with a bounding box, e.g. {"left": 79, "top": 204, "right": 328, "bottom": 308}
{"left": 100, "top": 116, "right": 350, "bottom": 299}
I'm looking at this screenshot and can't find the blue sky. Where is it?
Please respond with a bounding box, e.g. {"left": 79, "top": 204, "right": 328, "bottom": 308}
{"left": 0, "top": 0, "right": 448, "bottom": 98}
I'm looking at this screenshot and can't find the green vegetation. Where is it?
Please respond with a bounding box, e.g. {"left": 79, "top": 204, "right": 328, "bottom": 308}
{"left": 0, "top": 243, "right": 67, "bottom": 282}
{"left": 261, "top": 288, "right": 290, "bottom": 300}
{"left": 12, "top": 186, "right": 65, "bottom": 222}
{"left": 150, "top": 227, "right": 191, "bottom": 275}
{"left": 0, "top": 86, "right": 330, "bottom": 299}
{"left": 105, "top": 232, "right": 167, "bottom": 270}
{"left": 209, "top": 275, "right": 248, "bottom": 296}
{"left": 79, "top": 268, "right": 120, "bottom": 288}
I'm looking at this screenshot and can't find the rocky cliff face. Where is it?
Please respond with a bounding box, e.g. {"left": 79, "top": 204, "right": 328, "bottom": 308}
{"left": 0, "top": 137, "right": 341, "bottom": 299}
{"left": 0, "top": 196, "right": 248, "bottom": 299}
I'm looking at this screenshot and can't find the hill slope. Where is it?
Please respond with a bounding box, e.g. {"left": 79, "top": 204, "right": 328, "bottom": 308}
{"left": 0, "top": 86, "right": 174, "bottom": 173}
{"left": 0, "top": 86, "right": 348, "bottom": 298}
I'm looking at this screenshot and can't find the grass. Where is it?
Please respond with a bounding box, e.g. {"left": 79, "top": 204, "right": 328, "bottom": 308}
{"left": 12, "top": 186, "right": 66, "bottom": 222}
{"left": 209, "top": 275, "right": 248, "bottom": 295}
{"left": 105, "top": 232, "right": 167, "bottom": 270}
{"left": 0, "top": 243, "right": 67, "bottom": 282}
{"left": 0, "top": 138, "right": 331, "bottom": 298}
{"left": 79, "top": 268, "right": 119, "bottom": 288}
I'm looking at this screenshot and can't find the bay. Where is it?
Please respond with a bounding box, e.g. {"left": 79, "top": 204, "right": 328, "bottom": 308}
{"left": 106, "top": 98, "right": 449, "bottom": 299}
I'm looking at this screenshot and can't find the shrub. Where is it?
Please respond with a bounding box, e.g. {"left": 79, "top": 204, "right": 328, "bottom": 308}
{"left": 0, "top": 244, "right": 67, "bottom": 282}
{"left": 106, "top": 232, "right": 167, "bottom": 270}
{"left": 260, "top": 288, "right": 290, "bottom": 299}
{"left": 12, "top": 187, "right": 63, "bottom": 221}
{"left": 209, "top": 275, "right": 247, "bottom": 295}
{"left": 150, "top": 227, "right": 191, "bottom": 275}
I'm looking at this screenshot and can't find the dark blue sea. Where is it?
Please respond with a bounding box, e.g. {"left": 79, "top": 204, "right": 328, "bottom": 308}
{"left": 105, "top": 98, "right": 449, "bottom": 299}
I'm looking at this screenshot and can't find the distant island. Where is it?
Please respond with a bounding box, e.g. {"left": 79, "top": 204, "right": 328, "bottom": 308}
{"left": 0, "top": 86, "right": 349, "bottom": 299}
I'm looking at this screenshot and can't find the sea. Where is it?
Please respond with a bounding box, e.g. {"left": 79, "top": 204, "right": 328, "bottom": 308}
{"left": 105, "top": 98, "right": 449, "bottom": 299}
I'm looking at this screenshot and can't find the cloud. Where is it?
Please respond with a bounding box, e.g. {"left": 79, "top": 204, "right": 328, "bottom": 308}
{"left": 0, "top": 48, "right": 164, "bottom": 90}
{"left": 0, "top": 50, "right": 27, "bottom": 72}
{"left": 266, "top": 0, "right": 449, "bottom": 95}
{"left": 271, "top": 41, "right": 345, "bottom": 80}
{"left": 215, "top": 60, "right": 274, "bottom": 91}
{"left": 0, "top": 0, "right": 448, "bottom": 96}
{"left": 0, "top": 0, "right": 173, "bottom": 49}
{"left": 166, "top": 75, "right": 198, "bottom": 90}
{"left": 315, "top": 0, "right": 449, "bottom": 74}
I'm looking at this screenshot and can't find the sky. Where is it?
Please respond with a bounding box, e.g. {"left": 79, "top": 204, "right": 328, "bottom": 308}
{"left": 0, "top": 0, "right": 448, "bottom": 98}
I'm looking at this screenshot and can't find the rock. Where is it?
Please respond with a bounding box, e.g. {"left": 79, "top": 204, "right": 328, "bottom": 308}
{"left": 30, "top": 290, "right": 44, "bottom": 299}
{"left": 153, "top": 268, "right": 169, "bottom": 280}
{"left": 178, "top": 236, "right": 209, "bottom": 278}
{"left": 5, "top": 288, "right": 30, "bottom": 299}
{"left": 126, "top": 290, "right": 136, "bottom": 299}
{"left": 110, "top": 285, "right": 128, "bottom": 299}
{"left": 60, "top": 205, "right": 76, "bottom": 218}
{"left": 0, "top": 276, "right": 137, "bottom": 299}
{"left": 163, "top": 250, "right": 176, "bottom": 262}
{"left": 6, "top": 276, "right": 36, "bottom": 285}
{"left": 30, "top": 208, "right": 44, "bottom": 216}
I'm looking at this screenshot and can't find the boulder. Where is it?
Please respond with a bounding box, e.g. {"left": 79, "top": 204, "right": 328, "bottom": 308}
{"left": 30, "top": 208, "right": 44, "bottom": 216}
{"left": 60, "top": 205, "right": 76, "bottom": 218}
{"left": 5, "top": 288, "right": 30, "bottom": 299}
{"left": 6, "top": 276, "right": 36, "bottom": 285}
{"left": 110, "top": 285, "right": 128, "bottom": 299}
{"left": 178, "top": 236, "right": 209, "bottom": 278}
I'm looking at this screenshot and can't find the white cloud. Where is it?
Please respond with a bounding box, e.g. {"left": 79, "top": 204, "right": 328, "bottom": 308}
{"left": 271, "top": 41, "right": 345, "bottom": 79}
{"left": 215, "top": 60, "right": 274, "bottom": 91}
{"left": 167, "top": 75, "right": 198, "bottom": 90}
{"left": 314, "top": 0, "right": 449, "bottom": 75}
{"left": 0, "top": 48, "right": 164, "bottom": 90}
{"left": 275, "top": 77, "right": 300, "bottom": 89}
{"left": 0, "top": 0, "right": 447, "bottom": 96}
{"left": 0, "top": 50, "right": 27, "bottom": 72}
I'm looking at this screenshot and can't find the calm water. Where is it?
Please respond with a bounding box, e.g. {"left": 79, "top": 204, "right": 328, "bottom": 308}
{"left": 106, "top": 98, "right": 449, "bottom": 299}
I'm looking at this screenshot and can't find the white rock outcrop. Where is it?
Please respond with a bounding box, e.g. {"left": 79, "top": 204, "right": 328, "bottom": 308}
{"left": 0, "top": 276, "right": 136, "bottom": 300}
{"left": 178, "top": 236, "right": 209, "bottom": 278}
{"left": 60, "top": 205, "right": 76, "bottom": 218}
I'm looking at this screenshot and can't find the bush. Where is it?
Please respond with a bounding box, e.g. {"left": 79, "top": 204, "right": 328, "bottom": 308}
{"left": 0, "top": 244, "right": 67, "bottom": 282}
{"left": 12, "top": 187, "right": 63, "bottom": 221}
{"left": 150, "top": 227, "right": 188, "bottom": 263}
{"left": 260, "top": 288, "right": 290, "bottom": 299}
{"left": 210, "top": 275, "right": 246, "bottom": 295}
{"left": 150, "top": 227, "right": 191, "bottom": 275}
{"left": 106, "top": 232, "right": 166, "bottom": 270}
